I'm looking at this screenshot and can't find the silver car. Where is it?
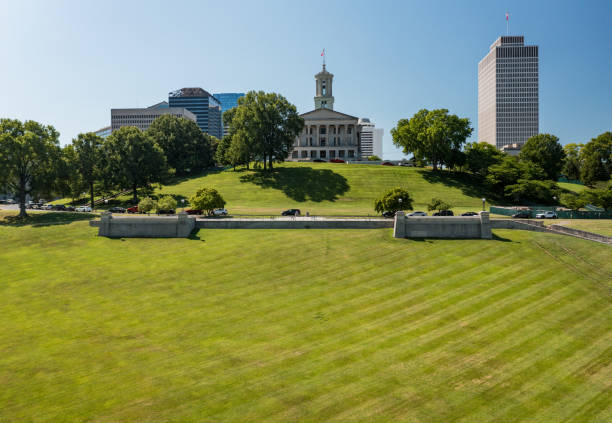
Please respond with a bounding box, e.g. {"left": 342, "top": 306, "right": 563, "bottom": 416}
{"left": 407, "top": 211, "right": 427, "bottom": 216}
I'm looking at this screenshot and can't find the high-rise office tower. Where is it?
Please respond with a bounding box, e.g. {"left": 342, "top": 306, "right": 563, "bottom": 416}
{"left": 358, "top": 118, "right": 383, "bottom": 159}
{"left": 168, "top": 88, "right": 223, "bottom": 139}
{"left": 478, "top": 35, "right": 539, "bottom": 152}
{"left": 213, "top": 93, "right": 245, "bottom": 137}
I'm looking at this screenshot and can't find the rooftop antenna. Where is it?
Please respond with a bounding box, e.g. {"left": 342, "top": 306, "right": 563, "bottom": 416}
{"left": 506, "top": 12, "right": 509, "bottom": 35}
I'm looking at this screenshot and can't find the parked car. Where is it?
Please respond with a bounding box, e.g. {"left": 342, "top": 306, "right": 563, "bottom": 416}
{"left": 76, "top": 206, "right": 93, "bottom": 212}
{"left": 433, "top": 210, "right": 454, "bottom": 216}
{"left": 381, "top": 161, "right": 394, "bottom": 166}
{"left": 512, "top": 210, "right": 531, "bottom": 218}
{"left": 312, "top": 159, "right": 326, "bottom": 163}
{"left": 126, "top": 206, "right": 139, "bottom": 214}
{"left": 157, "top": 209, "right": 175, "bottom": 215}
{"left": 407, "top": 211, "right": 427, "bottom": 216}
{"left": 51, "top": 204, "right": 67, "bottom": 211}
{"left": 65, "top": 206, "right": 76, "bottom": 212}
{"left": 329, "top": 158, "right": 345, "bottom": 163}
{"left": 399, "top": 162, "right": 414, "bottom": 167}
{"left": 185, "top": 209, "right": 203, "bottom": 215}
{"left": 212, "top": 208, "right": 228, "bottom": 216}
{"left": 282, "top": 209, "right": 301, "bottom": 216}
{"left": 382, "top": 211, "right": 396, "bottom": 218}
{"left": 41, "top": 204, "right": 54, "bottom": 210}
{"left": 108, "top": 206, "right": 125, "bottom": 213}
{"left": 461, "top": 211, "right": 478, "bottom": 216}
{"left": 535, "top": 211, "right": 557, "bottom": 219}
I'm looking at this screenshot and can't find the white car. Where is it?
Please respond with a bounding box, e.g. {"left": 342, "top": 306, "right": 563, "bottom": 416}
{"left": 75, "top": 206, "right": 92, "bottom": 212}
{"left": 407, "top": 211, "right": 427, "bottom": 216}
{"left": 212, "top": 208, "right": 228, "bottom": 216}
{"left": 535, "top": 211, "right": 557, "bottom": 219}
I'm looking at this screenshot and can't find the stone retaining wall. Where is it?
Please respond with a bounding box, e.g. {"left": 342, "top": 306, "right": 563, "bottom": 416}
{"left": 91, "top": 212, "right": 195, "bottom": 238}
{"left": 393, "top": 212, "right": 492, "bottom": 239}
{"left": 549, "top": 225, "right": 612, "bottom": 245}
{"left": 195, "top": 218, "right": 393, "bottom": 230}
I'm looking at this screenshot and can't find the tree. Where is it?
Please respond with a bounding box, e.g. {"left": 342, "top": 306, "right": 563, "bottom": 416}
{"left": 562, "top": 143, "right": 582, "bottom": 181}
{"left": 101, "top": 126, "right": 168, "bottom": 203}
{"left": 72, "top": 132, "right": 104, "bottom": 209}
{"left": 582, "top": 186, "right": 612, "bottom": 211}
{"left": 189, "top": 187, "right": 226, "bottom": 215}
{"left": 138, "top": 197, "right": 156, "bottom": 214}
{"left": 427, "top": 197, "right": 452, "bottom": 213}
{"left": 580, "top": 132, "right": 612, "bottom": 186}
{"left": 58, "top": 144, "right": 86, "bottom": 203}
{"left": 391, "top": 109, "right": 473, "bottom": 171}
{"left": 368, "top": 155, "right": 381, "bottom": 161}
{"left": 156, "top": 195, "right": 177, "bottom": 213}
{"left": 225, "top": 131, "right": 252, "bottom": 170}
{"left": 504, "top": 179, "right": 560, "bottom": 205}
{"left": 518, "top": 133, "right": 565, "bottom": 180}
{"left": 0, "top": 119, "right": 61, "bottom": 218}
{"left": 464, "top": 142, "right": 504, "bottom": 176}
{"left": 560, "top": 192, "right": 586, "bottom": 211}
{"left": 374, "top": 188, "right": 413, "bottom": 214}
{"left": 228, "top": 91, "right": 304, "bottom": 170}
{"left": 147, "top": 115, "right": 214, "bottom": 175}
{"left": 486, "top": 156, "right": 546, "bottom": 193}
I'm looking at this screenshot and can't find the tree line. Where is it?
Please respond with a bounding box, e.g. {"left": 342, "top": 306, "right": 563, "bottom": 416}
{"left": 391, "top": 108, "right": 611, "bottom": 209}
{"left": 0, "top": 115, "right": 217, "bottom": 218}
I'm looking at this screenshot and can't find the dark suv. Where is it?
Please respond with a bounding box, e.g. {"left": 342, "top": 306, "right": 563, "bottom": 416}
{"left": 282, "top": 209, "right": 301, "bottom": 216}
{"left": 512, "top": 210, "right": 531, "bottom": 218}
{"left": 433, "top": 210, "right": 454, "bottom": 216}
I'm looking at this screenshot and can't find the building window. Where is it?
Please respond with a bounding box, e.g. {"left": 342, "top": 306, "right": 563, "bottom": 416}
{"left": 320, "top": 150, "right": 326, "bottom": 158}
{"left": 319, "top": 127, "right": 326, "bottom": 135}
{"left": 339, "top": 150, "right": 345, "bottom": 157}
{"left": 330, "top": 150, "right": 336, "bottom": 158}
{"left": 322, "top": 80, "right": 326, "bottom": 95}
{"left": 292, "top": 151, "right": 298, "bottom": 158}
{"left": 348, "top": 126, "right": 353, "bottom": 134}
{"left": 320, "top": 138, "right": 326, "bottom": 146}
{"left": 310, "top": 150, "right": 316, "bottom": 158}
{"left": 301, "top": 150, "right": 308, "bottom": 158}
{"left": 348, "top": 150, "right": 355, "bottom": 158}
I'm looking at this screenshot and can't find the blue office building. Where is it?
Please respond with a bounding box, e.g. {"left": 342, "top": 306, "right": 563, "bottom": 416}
{"left": 214, "top": 92, "right": 245, "bottom": 136}
{"left": 168, "top": 88, "right": 223, "bottom": 139}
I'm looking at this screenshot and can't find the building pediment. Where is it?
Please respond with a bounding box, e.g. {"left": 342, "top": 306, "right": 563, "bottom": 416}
{"left": 300, "top": 108, "right": 358, "bottom": 121}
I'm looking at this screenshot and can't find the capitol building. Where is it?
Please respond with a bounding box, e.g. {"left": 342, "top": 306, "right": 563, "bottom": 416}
{"left": 289, "top": 64, "right": 382, "bottom": 161}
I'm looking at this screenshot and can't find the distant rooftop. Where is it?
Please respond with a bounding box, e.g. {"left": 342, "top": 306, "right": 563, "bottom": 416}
{"left": 147, "top": 101, "right": 169, "bottom": 109}
{"left": 169, "top": 87, "right": 214, "bottom": 98}
{"left": 490, "top": 35, "right": 526, "bottom": 50}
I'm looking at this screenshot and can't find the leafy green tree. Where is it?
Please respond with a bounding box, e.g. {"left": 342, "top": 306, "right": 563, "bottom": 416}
{"left": 101, "top": 126, "right": 168, "bottom": 203}
{"left": 228, "top": 91, "right": 304, "bottom": 170}
{"left": 147, "top": 115, "right": 214, "bottom": 175}
{"left": 226, "top": 131, "right": 252, "bottom": 170}
{"left": 367, "top": 155, "right": 381, "bottom": 161}
{"left": 582, "top": 186, "right": 612, "bottom": 211}
{"left": 446, "top": 148, "right": 467, "bottom": 172}
{"left": 374, "top": 188, "right": 413, "bottom": 214}
{"left": 72, "top": 132, "right": 104, "bottom": 209}
{"left": 0, "top": 119, "right": 61, "bottom": 217}
{"left": 58, "top": 144, "right": 86, "bottom": 203}
{"left": 156, "top": 195, "right": 177, "bottom": 213}
{"left": 504, "top": 180, "right": 560, "bottom": 205}
{"left": 189, "top": 187, "right": 226, "bottom": 215}
{"left": 214, "top": 136, "right": 232, "bottom": 166}
{"left": 486, "top": 156, "right": 546, "bottom": 193}
{"left": 427, "top": 197, "right": 452, "bottom": 213}
{"left": 391, "top": 109, "right": 473, "bottom": 171}
{"left": 560, "top": 192, "right": 586, "bottom": 211}
{"left": 562, "top": 143, "right": 583, "bottom": 181}
{"left": 518, "top": 134, "right": 565, "bottom": 180}
{"left": 580, "top": 132, "right": 612, "bottom": 186}
{"left": 464, "top": 142, "right": 504, "bottom": 176}
{"left": 138, "top": 196, "right": 156, "bottom": 214}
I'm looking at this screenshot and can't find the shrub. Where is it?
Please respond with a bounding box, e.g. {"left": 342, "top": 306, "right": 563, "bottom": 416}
{"left": 374, "top": 188, "right": 413, "bottom": 213}
{"left": 367, "top": 155, "right": 381, "bottom": 161}
{"left": 138, "top": 197, "right": 156, "bottom": 214}
{"left": 156, "top": 195, "right": 177, "bottom": 213}
{"left": 427, "top": 198, "right": 452, "bottom": 212}
{"left": 189, "top": 188, "right": 226, "bottom": 215}
{"left": 560, "top": 193, "right": 586, "bottom": 211}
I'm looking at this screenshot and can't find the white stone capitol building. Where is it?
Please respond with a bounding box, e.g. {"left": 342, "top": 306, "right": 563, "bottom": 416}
{"left": 289, "top": 64, "right": 375, "bottom": 161}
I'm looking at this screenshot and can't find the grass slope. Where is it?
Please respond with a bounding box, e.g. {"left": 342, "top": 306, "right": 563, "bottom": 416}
{"left": 549, "top": 219, "right": 612, "bottom": 237}
{"left": 1, "top": 214, "right": 610, "bottom": 422}
{"left": 156, "top": 162, "right": 490, "bottom": 215}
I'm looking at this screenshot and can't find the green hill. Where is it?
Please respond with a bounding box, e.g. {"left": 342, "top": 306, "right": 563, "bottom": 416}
{"left": 158, "top": 162, "right": 491, "bottom": 215}
{"left": 1, "top": 213, "right": 610, "bottom": 422}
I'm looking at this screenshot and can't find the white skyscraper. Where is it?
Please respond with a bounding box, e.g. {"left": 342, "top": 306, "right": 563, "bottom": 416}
{"left": 478, "top": 35, "right": 539, "bottom": 151}
{"left": 358, "top": 118, "right": 383, "bottom": 159}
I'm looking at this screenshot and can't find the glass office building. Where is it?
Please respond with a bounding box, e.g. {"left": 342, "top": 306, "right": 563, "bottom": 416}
{"left": 168, "top": 88, "right": 223, "bottom": 139}
{"left": 213, "top": 93, "right": 245, "bottom": 137}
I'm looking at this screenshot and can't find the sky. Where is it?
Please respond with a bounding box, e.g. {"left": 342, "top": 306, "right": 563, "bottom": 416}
{"left": 1, "top": 0, "right": 610, "bottom": 159}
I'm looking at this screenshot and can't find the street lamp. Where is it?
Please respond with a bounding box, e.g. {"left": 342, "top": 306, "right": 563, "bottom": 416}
{"left": 399, "top": 198, "right": 403, "bottom": 211}
{"left": 181, "top": 198, "right": 186, "bottom": 211}
{"left": 482, "top": 198, "right": 486, "bottom": 211}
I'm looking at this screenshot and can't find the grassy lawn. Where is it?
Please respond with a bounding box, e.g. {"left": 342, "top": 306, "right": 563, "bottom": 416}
{"left": 1, "top": 213, "right": 610, "bottom": 422}
{"left": 548, "top": 219, "right": 612, "bottom": 237}
{"left": 558, "top": 182, "right": 588, "bottom": 194}
{"left": 152, "top": 162, "right": 491, "bottom": 216}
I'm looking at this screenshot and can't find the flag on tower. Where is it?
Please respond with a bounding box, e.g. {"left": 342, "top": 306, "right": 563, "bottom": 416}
{"left": 321, "top": 48, "right": 325, "bottom": 57}
{"left": 506, "top": 12, "right": 509, "bottom": 21}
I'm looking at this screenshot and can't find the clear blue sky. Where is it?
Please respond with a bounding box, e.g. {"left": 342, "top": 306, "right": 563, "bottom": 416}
{"left": 1, "top": 0, "right": 610, "bottom": 159}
